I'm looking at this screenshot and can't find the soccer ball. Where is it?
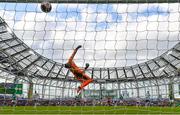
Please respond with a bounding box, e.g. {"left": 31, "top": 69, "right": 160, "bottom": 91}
{"left": 41, "top": 1, "right": 52, "bottom": 13}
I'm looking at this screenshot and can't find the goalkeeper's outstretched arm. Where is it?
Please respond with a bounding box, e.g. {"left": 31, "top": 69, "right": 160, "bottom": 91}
{"left": 68, "top": 45, "right": 82, "bottom": 62}
{"left": 83, "top": 63, "right": 89, "bottom": 73}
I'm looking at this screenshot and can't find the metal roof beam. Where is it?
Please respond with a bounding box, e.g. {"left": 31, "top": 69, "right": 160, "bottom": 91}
{"left": 115, "top": 68, "right": 119, "bottom": 79}
{"left": 55, "top": 65, "right": 63, "bottom": 78}
{"left": 0, "top": 57, "right": 9, "bottom": 63}
{"left": 160, "top": 56, "right": 177, "bottom": 70}
{"left": 145, "top": 62, "right": 156, "bottom": 77}
{"left": 65, "top": 70, "right": 70, "bottom": 79}
{"left": 32, "top": 59, "right": 49, "bottom": 75}
{"left": 46, "top": 62, "right": 56, "bottom": 77}
{"left": 1, "top": 43, "right": 23, "bottom": 51}
{"left": 10, "top": 48, "right": 29, "bottom": 57}
{"left": 123, "top": 67, "right": 127, "bottom": 78}
{"left": 5, "top": 54, "right": 32, "bottom": 69}
{"left": 0, "top": 38, "right": 14, "bottom": 44}
{"left": 0, "top": 21, "right": 5, "bottom": 26}
{"left": 0, "top": 30, "right": 7, "bottom": 35}
{"left": 173, "top": 48, "right": 180, "bottom": 53}
{"left": 138, "top": 65, "right": 146, "bottom": 78}
{"left": 91, "top": 68, "right": 94, "bottom": 79}
{"left": 33, "top": 73, "right": 174, "bottom": 83}
{"left": 107, "top": 68, "right": 110, "bottom": 79}
{"left": 0, "top": 63, "right": 176, "bottom": 83}
{"left": 170, "top": 54, "right": 180, "bottom": 60}
{"left": 153, "top": 59, "right": 169, "bottom": 75}
{"left": 100, "top": 68, "right": 102, "bottom": 79}
{"left": 22, "top": 56, "right": 41, "bottom": 70}
{"left": 130, "top": 67, "right": 137, "bottom": 79}
{"left": 41, "top": 59, "right": 49, "bottom": 67}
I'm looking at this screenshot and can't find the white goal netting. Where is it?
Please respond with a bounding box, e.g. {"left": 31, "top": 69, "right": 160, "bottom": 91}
{"left": 0, "top": 1, "right": 179, "bottom": 114}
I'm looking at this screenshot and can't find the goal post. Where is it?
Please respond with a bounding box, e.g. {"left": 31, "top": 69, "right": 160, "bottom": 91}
{"left": 0, "top": 0, "right": 179, "bottom": 3}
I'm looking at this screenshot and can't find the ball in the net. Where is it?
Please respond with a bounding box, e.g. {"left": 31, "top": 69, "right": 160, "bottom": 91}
{"left": 41, "top": 1, "right": 52, "bottom": 13}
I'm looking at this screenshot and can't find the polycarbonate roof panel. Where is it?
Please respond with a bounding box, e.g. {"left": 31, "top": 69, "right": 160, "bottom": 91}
{"left": 0, "top": 17, "right": 179, "bottom": 82}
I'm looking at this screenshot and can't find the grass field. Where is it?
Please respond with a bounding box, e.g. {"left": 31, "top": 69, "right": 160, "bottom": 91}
{"left": 0, "top": 106, "right": 179, "bottom": 114}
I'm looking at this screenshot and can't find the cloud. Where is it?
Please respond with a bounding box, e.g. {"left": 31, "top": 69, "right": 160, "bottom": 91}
{"left": 0, "top": 3, "right": 179, "bottom": 68}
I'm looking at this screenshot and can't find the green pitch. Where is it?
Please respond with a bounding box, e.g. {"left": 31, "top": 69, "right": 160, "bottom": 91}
{"left": 0, "top": 106, "right": 180, "bottom": 114}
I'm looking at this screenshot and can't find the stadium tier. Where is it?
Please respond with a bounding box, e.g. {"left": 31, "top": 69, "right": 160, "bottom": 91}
{"left": 0, "top": 16, "right": 179, "bottom": 99}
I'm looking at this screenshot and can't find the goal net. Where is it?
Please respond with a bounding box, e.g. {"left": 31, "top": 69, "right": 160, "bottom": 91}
{"left": 0, "top": 0, "right": 179, "bottom": 114}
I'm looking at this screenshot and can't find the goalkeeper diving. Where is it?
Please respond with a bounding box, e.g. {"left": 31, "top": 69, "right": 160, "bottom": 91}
{"left": 64, "top": 45, "right": 93, "bottom": 94}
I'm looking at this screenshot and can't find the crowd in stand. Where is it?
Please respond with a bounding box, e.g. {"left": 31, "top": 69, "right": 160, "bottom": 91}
{"left": 0, "top": 95, "right": 176, "bottom": 107}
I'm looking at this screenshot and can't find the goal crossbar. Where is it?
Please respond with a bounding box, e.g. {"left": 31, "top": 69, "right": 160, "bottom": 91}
{"left": 0, "top": 0, "right": 179, "bottom": 3}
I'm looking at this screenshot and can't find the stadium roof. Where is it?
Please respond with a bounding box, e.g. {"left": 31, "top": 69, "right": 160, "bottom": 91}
{"left": 0, "top": 17, "right": 179, "bottom": 83}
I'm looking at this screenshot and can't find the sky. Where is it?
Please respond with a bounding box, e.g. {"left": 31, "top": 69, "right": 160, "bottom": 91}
{"left": 0, "top": 3, "right": 179, "bottom": 68}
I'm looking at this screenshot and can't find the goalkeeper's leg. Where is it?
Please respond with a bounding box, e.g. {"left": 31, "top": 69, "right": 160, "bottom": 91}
{"left": 77, "top": 79, "right": 93, "bottom": 93}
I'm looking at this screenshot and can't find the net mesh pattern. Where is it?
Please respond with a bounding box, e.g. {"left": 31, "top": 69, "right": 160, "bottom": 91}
{"left": 0, "top": 1, "right": 179, "bottom": 114}
{"left": 1, "top": 3, "right": 179, "bottom": 67}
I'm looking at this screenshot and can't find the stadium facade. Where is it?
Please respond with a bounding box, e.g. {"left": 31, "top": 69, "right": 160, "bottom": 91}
{"left": 0, "top": 16, "right": 179, "bottom": 100}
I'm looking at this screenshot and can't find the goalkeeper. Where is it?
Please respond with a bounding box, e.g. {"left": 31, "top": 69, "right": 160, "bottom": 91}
{"left": 64, "top": 45, "right": 93, "bottom": 94}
